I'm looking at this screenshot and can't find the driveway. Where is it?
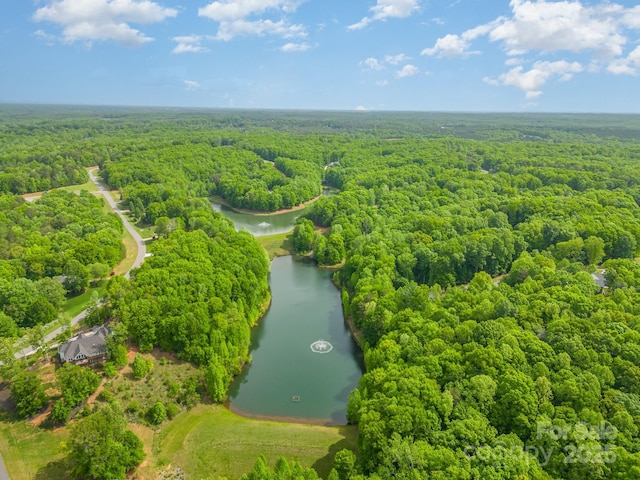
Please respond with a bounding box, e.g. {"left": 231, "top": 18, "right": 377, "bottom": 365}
{"left": 15, "top": 168, "right": 146, "bottom": 358}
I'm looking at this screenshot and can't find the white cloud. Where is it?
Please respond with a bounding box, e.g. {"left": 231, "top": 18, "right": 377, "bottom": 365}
{"left": 184, "top": 80, "right": 201, "bottom": 91}
{"left": 423, "top": 0, "right": 640, "bottom": 95}
{"left": 421, "top": 19, "right": 501, "bottom": 57}
{"left": 34, "top": 29, "right": 56, "bottom": 45}
{"left": 376, "top": 79, "right": 389, "bottom": 86}
{"left": 421, "top": 34, "right": 472, "bottom": 57}
{"left": 280, "top": 42, "right": 309, "bottom": 52}
{"left": 489, "top": 0, "right": 626, "bottom": 58}
{"left": 396, "top": 64, "right": 419, "bottom": 78}
{"left": 622, "top": 5, "right": 640, "bottom": 29}
{"left": 384, "top": 53, "right": 410, "bottom": 65}
{"left": 354, "top": 105, "right": 370, "bottom": 111}
{"left": 199, "top": 0, "right": 306, "bottom": 40}
{"left": 607, "top": 46, "right": 640, "bottom": 74}
{"left": 348, "top": 0, "right": 421, "bottom": 30}
{"left": 172, "top": 35, "right": 211, "bottom": 54}
{"left": 33, "top": 0, "right": 177, "bottom": 46}
{"left": 199, "top": 0, "right": 301, "bottom": 21}
{"left": 215, "top": 19, "right": 304, "bottom": 41}
{"left": 485, "top": 60, "right": 583, "bottom": 97}
{"left": 505, "top": 57, "right": 524, "bottom": 66}
{"left": 361, "top": 57, "right": 384, "bottom": 70}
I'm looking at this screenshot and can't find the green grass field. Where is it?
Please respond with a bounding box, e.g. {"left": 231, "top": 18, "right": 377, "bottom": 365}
{"left": 60, "top": 283, "right": 107, "bottom": 320}
{"left": 56, "top": 178, "right": 99, "bottom": 194}
{"left": 257, "top": 231, "right": 295, "bottom": 258}
{"left": 147, "top": 404, "right": 357, "bottom": 480}
{"left": 0, "top": 402, "right": 356, "bottom": 480}
{"left": 0, "top": 411, "right": 69, "bottom": 480}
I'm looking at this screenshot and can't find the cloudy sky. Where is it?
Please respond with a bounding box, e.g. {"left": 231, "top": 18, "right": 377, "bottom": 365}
{"left": 1, "top": 0, "right": 639, "bottom": 112}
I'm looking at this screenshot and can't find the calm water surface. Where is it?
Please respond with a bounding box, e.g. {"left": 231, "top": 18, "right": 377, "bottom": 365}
{"left": 211, "top": 188, "right": 335, "bottom": 237}
{"left": 211, "top": 201, "right": 304, "bottom": 236}
{"left": 228, "top": 256, "right": 363, "bottom": 425}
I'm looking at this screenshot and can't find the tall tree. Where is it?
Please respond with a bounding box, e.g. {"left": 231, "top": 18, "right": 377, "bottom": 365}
{"left": 67, "top": 403, "right": 145, "bottom": 480}
{"left": 11, "top": 371, "right": 48, "bottom": 418}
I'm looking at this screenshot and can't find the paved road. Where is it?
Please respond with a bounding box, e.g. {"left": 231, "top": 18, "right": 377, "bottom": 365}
{"left": 14, "top": 169, "right": 146, "bottom": 358}
{"left": 0, "top": 170, "right": 147, "bottom": 480}
{"left": 2, "top": 170, "right": 148, "bottom": 478}
{"left": 88, "top": 169, "right": 147, "bottom": 278}
{"left": 0, "top": 454, "right": 9, "bottom": 480}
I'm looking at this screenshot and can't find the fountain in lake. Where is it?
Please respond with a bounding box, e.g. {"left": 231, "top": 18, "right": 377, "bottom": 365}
{"left": 258, "top": 221, "right": 270, "bottom": 228}
{"left": 310, "top": 339, "right": 333, "bottom": 354}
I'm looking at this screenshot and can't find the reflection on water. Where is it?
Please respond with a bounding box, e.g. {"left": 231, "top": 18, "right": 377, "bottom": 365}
{"left": 227, "top": 256, "right": 363, "bottom": 425}
{"left": 211, "top": 188, "right": 335, "bottom": 237}
{"left": 211, "top": 201, "right": 304, "bottom": 236}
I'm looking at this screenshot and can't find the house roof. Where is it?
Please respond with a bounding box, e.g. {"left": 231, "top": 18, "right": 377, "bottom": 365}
{"left": 592, "top": 271, "right": 608, "bottom": 289}
{"left": 58, "top": 325, "right": 109, "bottom": 361}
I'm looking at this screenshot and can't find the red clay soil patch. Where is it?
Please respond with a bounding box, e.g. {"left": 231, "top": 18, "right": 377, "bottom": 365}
{"left": 29, "top": 403, "right": 53, "bottom": 427}
{"left": 85, "top": 377, "right": 107, "bottom": 407}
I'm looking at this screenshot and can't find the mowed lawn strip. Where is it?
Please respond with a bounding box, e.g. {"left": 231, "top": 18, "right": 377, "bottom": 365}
{"left": 149, "top": 404, "right": 357, "bottom": 480}
{"left": 112, "top": 226, "right": 138, "bottom": 276}
{"left": 0, "top": 413, "right": 68, "bottom": 480}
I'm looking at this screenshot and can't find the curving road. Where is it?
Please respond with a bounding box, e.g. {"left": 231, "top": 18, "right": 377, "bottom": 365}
{"left": 14, "top": 169, "right": 146, "bottom": 357}
{"left": 88, "top": 169, "right": 147, "bottom": 278}
{"left": 2, "top": 171, "right": 148, "bottom": 478}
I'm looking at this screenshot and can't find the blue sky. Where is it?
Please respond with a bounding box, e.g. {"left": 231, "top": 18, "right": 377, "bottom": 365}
{"left": 1, "top": 0, "right": 639, "bottom": 112}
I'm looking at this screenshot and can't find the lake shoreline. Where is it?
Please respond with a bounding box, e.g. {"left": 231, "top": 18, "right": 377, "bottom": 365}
{"left": 225, "top": 403, "right": 344, "bottom": 427}
{"left": 211, "top": 191, "right": 323, "bottom": 217}
{"left": 226, "top": 256, "right": 362, "bottom": 424}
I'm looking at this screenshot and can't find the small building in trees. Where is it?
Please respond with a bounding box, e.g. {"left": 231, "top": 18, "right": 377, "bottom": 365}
{"left": 58, "top": 325, "right": 110, "bottom": 365}
{"left": 592, "top": 270, "right": 608, "bottom": 293}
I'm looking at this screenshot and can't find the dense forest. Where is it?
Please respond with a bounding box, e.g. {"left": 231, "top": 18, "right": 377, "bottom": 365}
{"left": 2, "top": 105, "right": 640, "bottom": 479}
{"left": 0, "top": 190, "right": 123, "bottom": 336}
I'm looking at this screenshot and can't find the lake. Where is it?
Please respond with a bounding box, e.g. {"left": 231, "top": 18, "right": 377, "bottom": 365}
{"left": 211, "top": 188, "right": 335, "bottom": 237}
{"left": 227, "top": 256, "right": 363, "bottom": 425}
{"left": 211, "top": 201, "right": 304, "bottom": 236}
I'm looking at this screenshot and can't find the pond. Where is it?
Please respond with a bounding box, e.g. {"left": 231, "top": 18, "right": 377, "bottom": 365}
{"left": 227, "top": 256, "right": 363, "bottom": 425}
{"left": 211, "top": 201, "right": 304, "bottom": 236}
{"left": 211, "top": 188, "right": 335, "bottom": 237}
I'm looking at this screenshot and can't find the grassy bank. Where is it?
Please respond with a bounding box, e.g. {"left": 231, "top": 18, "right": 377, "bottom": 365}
{"left": 147, "top": 404, "right": 357, "bottom": 480}
{"left": 0, "top": 411, "right": 68, "bottom": 480}
{"left": 257, "top": 231, "right": 295, "bottom": 258}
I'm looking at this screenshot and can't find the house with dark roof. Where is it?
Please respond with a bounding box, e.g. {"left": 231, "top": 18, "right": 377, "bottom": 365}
{"left": 58, "top": 325, "right": 110, "bottom": 365}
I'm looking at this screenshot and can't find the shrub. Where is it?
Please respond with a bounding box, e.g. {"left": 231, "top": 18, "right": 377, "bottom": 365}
{"left": 104, "top": 362, "right": 118, "bottom": 378}
{"left": 50, "top": 399, "right": 72, "bottom": 424}
{"left": 131, "top": 354, "right": 149, "bottom": 379}
{"left": 166, "top": 402, "right": 180, "bottom": 419}
{"left": 147, "top": 401, "right": 167, "bottom": 425}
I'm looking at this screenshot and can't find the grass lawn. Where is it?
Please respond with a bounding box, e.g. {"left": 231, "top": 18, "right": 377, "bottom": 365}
{"left": 56, "top": 178, "right": 99, "bottom": 194}
{"left": 60, "top": 283, "right": 107, "bottom": 320}
{"left": 147, "top": 404, "right": 358, "bottom": 480}
{"left": 257, "top": 231, "right": 295, "bottom": 258}
{"left": 134, "top": 223, "right": 156, "bottom": 239}
{"left": 0, "top": 413, "right": 68, "bottom": 480}
{"left": 0, "top": 354, "right": 357, "bottom": 480}
{"left": 112, "top": 226, "right": 138, "bottom": 276}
